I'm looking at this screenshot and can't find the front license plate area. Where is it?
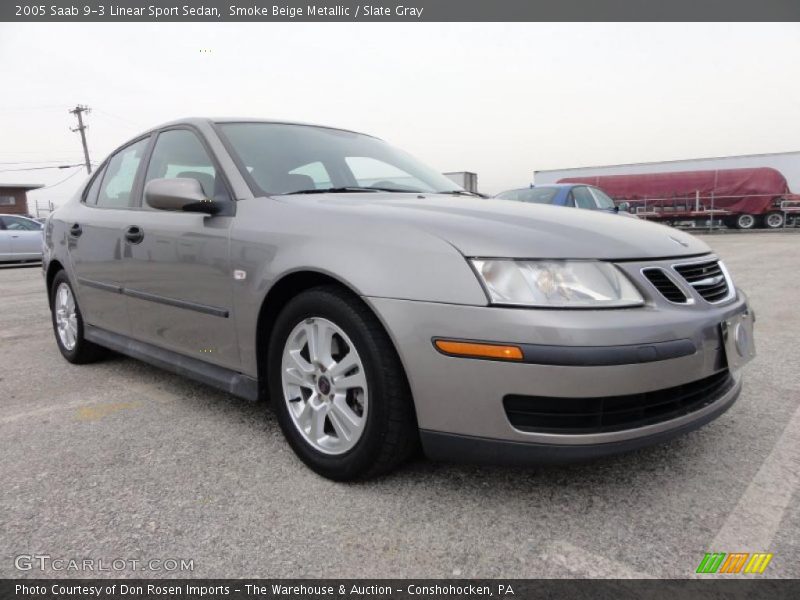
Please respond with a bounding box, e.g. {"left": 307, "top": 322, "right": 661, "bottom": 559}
{"left": 721, "top": 309, "right": 756, "bottom": 370}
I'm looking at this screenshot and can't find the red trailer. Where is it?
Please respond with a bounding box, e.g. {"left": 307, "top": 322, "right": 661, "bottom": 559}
{"left": 558, "top": 167, "right": 800, "bottom": 229}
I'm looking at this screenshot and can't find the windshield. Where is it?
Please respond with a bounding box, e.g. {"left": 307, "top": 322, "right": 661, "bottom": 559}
{"left": 218, "top": 123, "right": 464, "bottom": 196}
{"left": 589, "top": 187, "right": 616, "bottom": 210}
{"left": 497, "top": 187, "right": 560, "bottom": 204}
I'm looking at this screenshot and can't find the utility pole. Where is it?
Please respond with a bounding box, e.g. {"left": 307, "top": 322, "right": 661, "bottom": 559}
{"left": 69, "top": 104, "right": 92, "bottom": 174}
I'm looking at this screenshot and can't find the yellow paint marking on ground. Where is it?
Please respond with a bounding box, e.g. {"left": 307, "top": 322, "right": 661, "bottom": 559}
{"left": 75, "top": 401, "right": 139, "bottom": 421}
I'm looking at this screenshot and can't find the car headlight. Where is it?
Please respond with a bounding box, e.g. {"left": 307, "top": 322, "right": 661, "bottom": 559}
{"left": 470, "top": 259, "right": 644, "bottom": 308}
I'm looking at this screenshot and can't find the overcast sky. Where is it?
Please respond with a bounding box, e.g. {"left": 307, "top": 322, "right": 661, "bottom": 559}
{"left": 1, "top": 22, "right": 799, "bottom": 208}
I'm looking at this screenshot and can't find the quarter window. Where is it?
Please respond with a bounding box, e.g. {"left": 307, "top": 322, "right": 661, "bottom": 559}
{"left": 96, "top": 138, "right": 149, "bottom": 208}
{"left": 144, "top": 129, "right": 228, "bottom": 202}
{"left": 83, "top": 166, "right": 106, "bottom": 205}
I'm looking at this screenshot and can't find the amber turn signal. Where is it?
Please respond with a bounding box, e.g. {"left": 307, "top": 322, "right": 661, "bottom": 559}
{"left": 434, "top": 339, "right": 524, "bottom": 361}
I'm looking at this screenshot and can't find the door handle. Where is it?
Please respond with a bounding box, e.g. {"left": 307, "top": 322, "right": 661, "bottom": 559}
{"left": 125, "top": 225, "right": 144, "bottom": 244}
{"left": 69, "top": 223, "right": 82, "bottom": 238}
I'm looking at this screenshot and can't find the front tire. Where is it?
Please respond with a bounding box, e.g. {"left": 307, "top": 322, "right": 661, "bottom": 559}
{"left": 267, "top": 286, "right": 418, "bottom": 480}
{"left": 763, "top": 211, "right": 785, "bottom": 229}
{"left": 50, "top": 270, "right": 106, "bottom": 364}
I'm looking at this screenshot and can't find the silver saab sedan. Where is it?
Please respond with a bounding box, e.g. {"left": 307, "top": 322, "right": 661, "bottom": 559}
{"left": 42, "top": 118, "right": 755, "bottom": 480}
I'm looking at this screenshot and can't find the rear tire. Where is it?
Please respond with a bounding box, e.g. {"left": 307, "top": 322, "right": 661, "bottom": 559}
{"left": 267, "top": 285, "right": 418, "bottom": 480}
{"left": 50, "top": 270, "right": 106, "bottom": 364}
{"left": 734, "top": 213, "right": 757, "bottom": 230}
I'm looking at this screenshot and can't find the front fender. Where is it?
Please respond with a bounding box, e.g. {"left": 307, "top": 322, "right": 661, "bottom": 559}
{"left": 229, "top": 197, "right": 488, "bottom": 376}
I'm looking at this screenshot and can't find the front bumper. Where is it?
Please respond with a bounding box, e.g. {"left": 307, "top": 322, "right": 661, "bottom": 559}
{"left": 366, "top": 287, "right": 751, "bottom": 464}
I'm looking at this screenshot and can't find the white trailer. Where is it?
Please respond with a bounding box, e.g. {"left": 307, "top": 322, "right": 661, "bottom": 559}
{"left": 443, "top": 171, "right": 479, "bottom": 194}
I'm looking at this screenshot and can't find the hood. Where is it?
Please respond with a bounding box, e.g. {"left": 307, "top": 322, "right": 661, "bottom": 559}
{"left": 276, "top": 193, "right": 710, "bottom": 260}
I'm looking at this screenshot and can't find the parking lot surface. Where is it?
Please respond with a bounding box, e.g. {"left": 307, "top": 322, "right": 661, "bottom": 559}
{"left": 1, "top": 232, "right": 798, "bottom": 579}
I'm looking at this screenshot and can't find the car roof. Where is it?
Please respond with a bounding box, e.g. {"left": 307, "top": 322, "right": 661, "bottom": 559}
{"left": 497, "top": 184, "right": 574, "bottom": 195}
{"left": 142, "top": 117, "right": 378, "bottom": 139}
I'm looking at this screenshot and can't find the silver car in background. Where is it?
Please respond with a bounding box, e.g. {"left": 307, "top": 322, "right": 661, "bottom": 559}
{"left": 1, "top": 214, "right": 43, "bottom": 263}
{"left": 42, "top": 118, "right": 755, "bottom": 480}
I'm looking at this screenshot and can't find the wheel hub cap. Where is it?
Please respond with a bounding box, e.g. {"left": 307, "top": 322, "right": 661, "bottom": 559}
{"left": 281, "top": 317, "right": 368, "bottom": 455}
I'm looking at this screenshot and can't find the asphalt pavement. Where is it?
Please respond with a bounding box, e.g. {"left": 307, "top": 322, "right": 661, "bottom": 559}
{"left": 1, "top": 232, "right": 798, "bottom": 579}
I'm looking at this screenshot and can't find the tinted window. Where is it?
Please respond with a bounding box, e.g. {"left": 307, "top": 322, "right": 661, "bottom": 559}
{"left": 2, "top": 216, "right": 41, "bottom": 230}
{"left": 144, "top": 129, "right": 228, "bottom": 201}
{"left": 572, "top": 186, "right": 596, "bottom": 210}
{"left": 516, "top": 188, "right": 560, "bottom": 204}
{"left": 96, "top": 138, "right": 149, "bottom": 208}
{"left": 497, "top": 188, "right": 559, "bottom": 204}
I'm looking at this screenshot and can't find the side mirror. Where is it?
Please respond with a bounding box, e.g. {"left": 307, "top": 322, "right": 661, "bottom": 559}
{"left": 618, "top": 201, "right": 631, "bottom": 213}
{"left": 145, "top": 178, "right": 221, "bottom": 215}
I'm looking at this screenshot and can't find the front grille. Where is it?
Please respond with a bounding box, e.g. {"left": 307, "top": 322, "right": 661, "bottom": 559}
{"left": 504, "top": 369, "right": 733, "bottom": 434}
{"left": 642, "top": 268, "right": 689, "bottom": 303}
{"left": 674, "top": 260, "right": 730, "bottom": 303}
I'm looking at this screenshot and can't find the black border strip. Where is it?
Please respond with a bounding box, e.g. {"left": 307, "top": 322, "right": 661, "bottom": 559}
{"left": 123, "top": 288, "right": 229, "bottom": 318}
{"left": 4, "top": 1, "right": 800, "bottom": 22}
{"left": 78, "top": 278, "right": 229, "bottom": 318}
{"left": 76, "top": 278, "right": 122, "bottom": 294}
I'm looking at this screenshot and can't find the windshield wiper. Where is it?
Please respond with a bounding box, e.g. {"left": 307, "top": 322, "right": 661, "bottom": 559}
{"left": 285, "top": 186, "right": 382, "bottom": 195}
{"left": 437, "top": 190, "right": 481, "bottom": 197}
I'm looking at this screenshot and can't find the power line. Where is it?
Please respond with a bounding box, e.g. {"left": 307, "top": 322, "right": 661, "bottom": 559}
{"left": 94, "top": 108, "right": 144, "bottom": 129}
{"left": 37, "top": 168, "right": 86, "bottom": 190}
{"left": 69, "top": 104, "right": 93, "bottom": 174}
{"left": 0, "top": 159, "right": 86, "bottom": 165}
{"left": 0, "top": 163, "right": 86, "bottom": 173}
{"left": 0, "top": 104, "right": 66, "bottom": 112}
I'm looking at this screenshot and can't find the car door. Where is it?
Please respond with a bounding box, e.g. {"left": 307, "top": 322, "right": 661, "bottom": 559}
{"left": 124, "top": 127, "right": 240, "bottom": 370}
{"left": 0, "top": 220, "right": 13, "bottom": 261}
{"left": 68, "top": 136, "right": 151, "bottom": 335}
{"left": 1, "top": 215, "right": 43, "bottom": 260}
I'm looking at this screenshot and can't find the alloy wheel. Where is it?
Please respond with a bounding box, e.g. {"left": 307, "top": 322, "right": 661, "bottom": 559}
{"left": 280, "top": 317, "right": 368, "bottom": 455}
{"left": 54, "top": 282, "right": 78, "bottom": 351}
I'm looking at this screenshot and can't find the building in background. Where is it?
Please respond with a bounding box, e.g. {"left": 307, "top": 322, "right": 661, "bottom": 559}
{"left": 0, "top": 184, "right": 44, "bottom": 217}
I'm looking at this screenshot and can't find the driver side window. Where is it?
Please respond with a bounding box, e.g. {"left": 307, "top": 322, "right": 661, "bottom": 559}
{"left": 144, "top": 129, "right": 229, "bottom": 203}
